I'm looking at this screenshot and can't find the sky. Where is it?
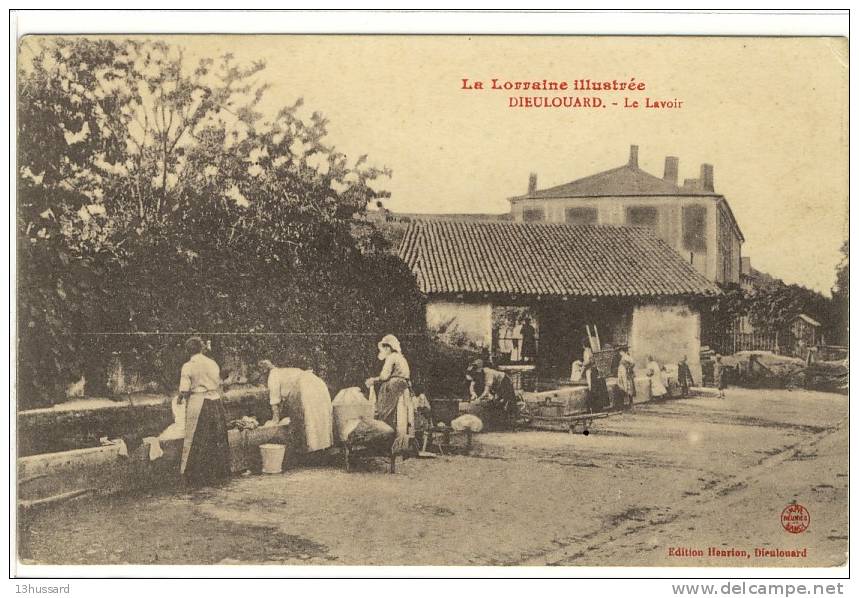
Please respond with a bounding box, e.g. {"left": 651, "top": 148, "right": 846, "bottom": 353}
{"left": 30, "top": 35, "right": 849, "bottom": 294}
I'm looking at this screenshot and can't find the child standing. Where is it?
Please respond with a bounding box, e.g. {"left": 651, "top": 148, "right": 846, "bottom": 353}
{"left": 410, "top": 382, "right": 434, "bottom": 456}
{"left": 617, "top": 346, "right": 637, "bottom": 408}
{"left": 412, "top": 385, "right": 433, "bottom": 434}
{"left": 677, "top": 355, "right": 695, "bottom": 398}
{"left": 646, "top": 355, "right": 668, "bottom": 400}
{"left": 714, "top": 354, "right": 728, "bottom": 399}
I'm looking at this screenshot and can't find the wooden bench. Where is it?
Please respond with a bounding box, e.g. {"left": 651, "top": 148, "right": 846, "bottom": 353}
{"left": 341, "top": 441, "right": 398, "bottom": 474}
{"left": 418, "top": 428, "right": 473, "bottom": 455}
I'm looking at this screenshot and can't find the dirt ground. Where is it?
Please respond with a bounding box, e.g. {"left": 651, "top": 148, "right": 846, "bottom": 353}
{"left": 19, "top": 387, "right": 848, "bottom": 567}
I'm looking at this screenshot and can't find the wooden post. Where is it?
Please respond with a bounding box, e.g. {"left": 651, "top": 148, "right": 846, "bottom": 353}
{"left": 585, "top": 325, "right": 597, "bottom": 352}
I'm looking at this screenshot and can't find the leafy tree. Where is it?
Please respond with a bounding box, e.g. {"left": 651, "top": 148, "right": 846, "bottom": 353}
{"left": 830, "top": 239, "right": 848, "bottom": 345}
{"left": 701, "top": 283, "right": 747, "bottom": 344}
{"left": 703, "top": 278, "right": 838, "bottom": 354}
{"left": 17, "top": 38, "right": 425, "bottom": 407}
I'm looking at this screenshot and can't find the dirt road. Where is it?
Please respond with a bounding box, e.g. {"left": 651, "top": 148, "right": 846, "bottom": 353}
{"left": 20, "top": 388, "right": 848, "bottom": 567}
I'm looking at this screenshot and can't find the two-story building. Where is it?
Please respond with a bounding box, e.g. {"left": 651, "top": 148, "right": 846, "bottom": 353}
{"left": 508, "top": 145, "right": 744, "bottom": 284}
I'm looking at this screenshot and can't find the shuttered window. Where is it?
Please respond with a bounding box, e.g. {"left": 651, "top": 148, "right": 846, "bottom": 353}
{"left": 565, "top": 207, "right": 598, "bottom": 225}
{"left": 626, "top": 206, "right": 659, "bottom": 230}
{"left": 682, "top": 205, "right": 707, "bottom": 252}
{"left": 522, "top": 208, "right": 545, "bottom": 222}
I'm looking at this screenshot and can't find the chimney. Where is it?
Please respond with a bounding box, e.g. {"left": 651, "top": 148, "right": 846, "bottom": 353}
{"left": 663, "top": 156, "right": 679, "bottom": 184}
{"left": 700, "top": 163, "right": 714, "bottom": 192}
{"left": 528, "top": 172, "right": 538, "bottom": 195}
{"left": 683, "top": 178, "right": 700, "bottom": 190}
{"left": 628, "top": 145, "right": 639, "bottom": 168}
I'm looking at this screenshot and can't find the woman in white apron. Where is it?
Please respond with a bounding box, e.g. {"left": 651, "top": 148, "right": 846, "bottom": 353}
{"left": 178, "top": 337, "right": 230, "bottom": 486}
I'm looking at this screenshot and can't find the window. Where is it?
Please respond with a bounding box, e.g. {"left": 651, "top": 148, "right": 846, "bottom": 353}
{"left": 626, "top": 206, "right": 659, "bottom": 229}
{"left": 682, "top": 205, "right": 707, "bottom": 252}
{"left": 522, "top": 208, "right": 545, "bottom": 222}
{"left": 565, "top": 207, "right": 598, "bottom": 225}
{"left": 718, "top": 208, "right": 735, "bottom": 282}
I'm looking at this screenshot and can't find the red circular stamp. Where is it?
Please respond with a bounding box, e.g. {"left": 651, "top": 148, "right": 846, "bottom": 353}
{"left": 781, "top": 503, "right": 810, "bottom": 534}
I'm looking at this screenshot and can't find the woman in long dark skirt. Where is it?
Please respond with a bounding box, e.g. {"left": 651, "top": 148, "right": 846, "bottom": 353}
{"left": 179, "top": 337, "right": 230, "bottom": 486}
{"left": 581, "top": 338, "right": 609, "bottom": 413}
{"left": 365, "top": 334, "right": 413, "bottom": 454}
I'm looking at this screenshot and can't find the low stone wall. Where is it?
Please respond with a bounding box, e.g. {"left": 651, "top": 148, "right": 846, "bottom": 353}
{"left": 18, "top": 422, "right": 292, "bottom": 506}
{"left": 17, "top": 386, "right": 270, "bottom": 457}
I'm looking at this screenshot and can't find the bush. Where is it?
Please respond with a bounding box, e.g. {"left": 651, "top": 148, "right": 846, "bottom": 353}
{"left": 408, "top": 336, "right": 481, "bottom": 400}
{"left": 16, "top": 38, "right": 425, "bottom": 408}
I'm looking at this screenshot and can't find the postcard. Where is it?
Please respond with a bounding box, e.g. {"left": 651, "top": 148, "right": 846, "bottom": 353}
{"left": 13, "top": 24, "right": 848, "bottom": 574}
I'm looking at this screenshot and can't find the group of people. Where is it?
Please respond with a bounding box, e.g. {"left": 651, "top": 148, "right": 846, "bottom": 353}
{"left": 570, "top": 339, "right": 633, "bottom": 411}
{"left": 644, "top": 353, "right": 700, "bottom": 400}
{"left": 172, "top": 332, "right": 727, "bottom": 487}
{"left": 646, "top": 353, "right": 705, "bottom": 399}
{"left": 572, "top": 341, "right": 701, "bottom": 409}
{"left": 173, "top": 333, "right": 425, "bottom": 487}
{"left": 174, "top": 336, "right": 338, "bottom": 487}
{"left": 496, "top": 315, "right": 538, "bottom": 363}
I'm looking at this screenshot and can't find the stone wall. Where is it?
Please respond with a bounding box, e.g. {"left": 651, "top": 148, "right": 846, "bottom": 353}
{"left": 18, "top": 422, "right": 292, "bottom": 506}
{"left": 18, "top": 386, "right": 270, "bottom": 457}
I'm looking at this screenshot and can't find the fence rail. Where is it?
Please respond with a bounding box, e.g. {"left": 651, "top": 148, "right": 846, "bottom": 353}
{"left": 711, "top": 331, "right": 780, "bottom": 355}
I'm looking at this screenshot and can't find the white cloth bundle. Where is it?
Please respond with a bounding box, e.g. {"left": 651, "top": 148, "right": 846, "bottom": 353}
{"left": 451, "top": 414, "right": 484, "bottom": 433}
{"left": 144, "top": 437, "right": 164, "bottom": 461}
{"left": 332, "top": 387, "right": 374, "bottom": 443}
{"left": 159, "top": 396, "right": 187, "bottom": 440}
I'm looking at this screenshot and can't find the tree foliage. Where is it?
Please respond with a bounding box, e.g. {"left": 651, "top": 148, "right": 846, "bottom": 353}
{"left": 830, "top": 240, "right": 849, "bottom": 345}
{"left": 703, "top": 277, "right": 843, "bottom": 351}
{"left": 743, "top": 284, "right": 833, "bottom": 336}
{"left": 18, "top": 38, "right": 425, "bottom": 407}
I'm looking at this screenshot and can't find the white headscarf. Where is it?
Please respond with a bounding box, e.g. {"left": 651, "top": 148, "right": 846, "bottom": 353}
{"left": 378, "top": 334, "right": 402, "bottom": 354}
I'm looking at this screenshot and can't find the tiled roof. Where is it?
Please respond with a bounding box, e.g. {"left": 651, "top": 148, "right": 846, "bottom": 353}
{"left": 398, "top": 220, "right": 720, "bottom": 298}
{"left": 512, "top": 164, "right": 719, "bottom": 199}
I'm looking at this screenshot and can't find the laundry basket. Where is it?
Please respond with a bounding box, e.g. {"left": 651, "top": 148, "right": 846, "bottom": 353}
{"left": 593, "top": 348, "right": 619, "bottom": 377}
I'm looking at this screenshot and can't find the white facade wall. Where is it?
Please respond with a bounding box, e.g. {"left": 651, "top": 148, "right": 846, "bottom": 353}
{"left": 629, "top": 303, "right": 702, "bottom": 383}
{"left": 511, "top": 195, "right": 741, "bottom": 284}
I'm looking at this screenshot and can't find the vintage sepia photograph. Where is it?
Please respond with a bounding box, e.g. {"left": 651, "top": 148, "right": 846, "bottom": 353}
{"left": 12, "top": 15, "right": 849, "bottom": 575}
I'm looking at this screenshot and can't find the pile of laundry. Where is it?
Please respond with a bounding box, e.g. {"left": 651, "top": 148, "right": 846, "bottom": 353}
{"left": 100, "top": 433, "right": 165, "bottom": 461}
{"left": 450, "top": 414, "right": 483, "bottom": 433}
{"left": 227, "top": 415, "right": 260, "bottom": 431}
{"left": 332, "top": 387, "right": 395, "bottom": 446}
